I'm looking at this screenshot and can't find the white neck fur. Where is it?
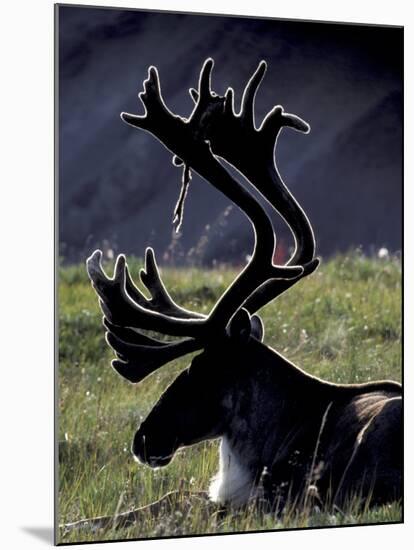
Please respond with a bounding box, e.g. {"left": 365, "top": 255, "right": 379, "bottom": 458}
{"left": 209, "top": 436, "right": 256, "bottom": 507}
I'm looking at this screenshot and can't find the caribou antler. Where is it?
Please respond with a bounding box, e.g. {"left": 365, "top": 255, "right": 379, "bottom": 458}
{"left": 125, "top": 247, "right": 205, "bottom": 320}
{"left": 87, "top": 251, "right": 205, "bottom": 383}
{"left": 184, "top": 60, "right": 319, "bottom": 313}
{"left": 87, "top": 58, "right": 317, "bottom": 383}
{"left": 120, "top": 60, "right": 305, "bottom": 320}
{"left": 122, "top": 59, "right": 318, "bottom": 312}
{"left": 87, "top": 251, "right": 206, "bottom": 337}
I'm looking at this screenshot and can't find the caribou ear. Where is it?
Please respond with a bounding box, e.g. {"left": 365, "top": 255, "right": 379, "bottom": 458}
{"left": 228, "top": 308, "right": 256, "bottom": 343}
{"left": 251, "top": 314, "right": 264, "bottom": 342}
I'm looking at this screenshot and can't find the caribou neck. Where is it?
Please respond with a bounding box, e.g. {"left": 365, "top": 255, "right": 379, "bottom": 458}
{"left": 212, "top": 340, "right": 400, "bottom": 506}
{"left": 209, "top": 342, "right": 331, "bottom": 506}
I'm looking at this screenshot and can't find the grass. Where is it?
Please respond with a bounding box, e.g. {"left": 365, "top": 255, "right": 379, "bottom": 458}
{"left": 57, "top": 251, "right": 402, "bottom": 544}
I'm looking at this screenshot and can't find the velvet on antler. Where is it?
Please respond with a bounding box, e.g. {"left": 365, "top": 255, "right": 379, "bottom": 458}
{"left": 86, "top": 58, "right": 318, "bottom": 384}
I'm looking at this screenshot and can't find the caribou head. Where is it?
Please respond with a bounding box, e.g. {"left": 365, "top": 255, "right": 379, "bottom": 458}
{"left": 86, "top": 59, "right": 401, "bottom": 510}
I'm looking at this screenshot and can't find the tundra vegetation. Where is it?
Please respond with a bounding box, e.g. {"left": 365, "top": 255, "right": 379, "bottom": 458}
{"left": 58, "top": 252, "right": 401, "bottom": 544}
{"left": 58, "top": 59, "right": 401, "bottom": 543}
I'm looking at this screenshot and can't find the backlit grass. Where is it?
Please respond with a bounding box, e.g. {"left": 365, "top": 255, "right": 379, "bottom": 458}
{"left": 57, "top": 252, "right": 402, "bottom": 543}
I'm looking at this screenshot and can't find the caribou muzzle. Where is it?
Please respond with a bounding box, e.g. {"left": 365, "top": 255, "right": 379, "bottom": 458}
{"left": 132, "top": 428, "right": 176, "bottom": 468}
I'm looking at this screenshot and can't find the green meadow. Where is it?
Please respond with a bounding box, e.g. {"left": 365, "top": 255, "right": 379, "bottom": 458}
{"left": 57, "top": 252, "right": 402, "bottom": 543}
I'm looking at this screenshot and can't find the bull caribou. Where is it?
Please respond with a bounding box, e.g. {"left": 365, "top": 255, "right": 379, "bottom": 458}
{"left": 83, "top": 59, "right": 401, "bottom": 526}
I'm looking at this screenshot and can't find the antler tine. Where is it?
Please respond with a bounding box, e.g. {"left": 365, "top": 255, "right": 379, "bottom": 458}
{"left": 124, "top": 247, "right": 205, "bottom": 320}
{"left": 106, "top": 331, "right": 201, "bottom": 384}
{"left": 239, "top": 60, "right": 267, "bottom": 128}
{"left": 224, "top": 87, "right": 235, "bottom": 115}
{"left": 198, "top": 58, "right": 214, "bottom": 103}
{"left": 260, "top": 105, "right": 310, "bottom": 138}
{"left": 121, "top": 65, "right": 179, "bottom": 133}
{"left": 86, "top": 250, "right": 207, "bottom": 338}
{"left": 189, "top": 88, "right": 199, "bottom": 103}
{"left": 103, "top": 318, "right": 167, "bottom": 346}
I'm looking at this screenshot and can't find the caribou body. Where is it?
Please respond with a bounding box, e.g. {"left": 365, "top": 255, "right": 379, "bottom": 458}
{"left": 85, "top": 58, "right": 402, "bottom": 519}
{"left": 130, "top": 337, "right": 401, "bottom": 508}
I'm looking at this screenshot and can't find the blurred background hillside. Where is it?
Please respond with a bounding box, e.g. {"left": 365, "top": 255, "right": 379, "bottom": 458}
{"left": 57, "top": 6, "right": 403, "bottom": 265}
